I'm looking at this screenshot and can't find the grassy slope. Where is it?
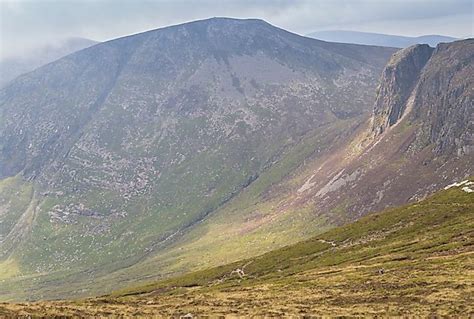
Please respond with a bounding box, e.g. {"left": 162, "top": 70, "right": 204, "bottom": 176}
{"left": 1, "top": 180, "right": 472, "bottom": 316}
{"left": 95, "top": 118, "right": 356, "bottom": 281}
{"left": 0, "top": 176, "right": 34, "bottom": 280}
{"left": 0, "top": 118, "right": 359, "bottom": 301}
{"left": 0, "top": 176, "right": 34, "bottom": 242}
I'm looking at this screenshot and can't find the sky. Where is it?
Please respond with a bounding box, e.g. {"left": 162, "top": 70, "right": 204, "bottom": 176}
{"left": 0, "top": 0, "right": 473, "bottom": 59}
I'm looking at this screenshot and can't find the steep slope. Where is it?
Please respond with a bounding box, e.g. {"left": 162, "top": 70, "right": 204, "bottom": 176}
{"left": 307, "top": 30, "right": 458, "bottom": 48}
{"left": 276, "top": 39, "right": 473, "bottom": 220}
{"left": 2, "top": 180, "right": 472, "bottom": 316}
{"left": 0, "top": 18, "right": 395, "bottom": 299}
{"left": 0, "top": 38, "right": 98, "bottom": 88}
{"left": 371, "top": 44, "right": 434, "bottom": 134}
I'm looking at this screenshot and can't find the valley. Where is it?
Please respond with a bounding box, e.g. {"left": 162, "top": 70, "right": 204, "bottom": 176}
{"left": 1, "top": 180, "right": 472, "bottom": 316}
{"left": 0, "top": 15, "right": 472, "bottom": 316}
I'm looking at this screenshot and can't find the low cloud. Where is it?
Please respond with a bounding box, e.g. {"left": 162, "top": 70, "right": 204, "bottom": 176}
{"left": 1, "top": 0, "right": 472, "bottom": 59}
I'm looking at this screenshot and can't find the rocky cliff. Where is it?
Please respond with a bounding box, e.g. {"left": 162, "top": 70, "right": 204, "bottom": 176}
{"left": 283, "top": 39, "right": 473, "bottom": 225}
{"left": 371, "top": 44, "right": 433, "bottom": 136}
{"left": 371, "top": 40, "right": 473, "bottom": 156}
{"left": 410, "top": 40, "right": 473, "bottom": 155}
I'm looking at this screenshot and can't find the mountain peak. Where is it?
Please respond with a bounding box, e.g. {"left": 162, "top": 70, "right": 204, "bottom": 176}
{"left": 141, "top": 17, "right": 272, "bottom": 37}
{"left": 193, "top": 17, "right": 267, "bottom": 24}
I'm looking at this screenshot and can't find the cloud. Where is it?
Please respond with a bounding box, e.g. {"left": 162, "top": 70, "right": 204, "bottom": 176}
{"left": 0, "top": 0, "right": 472, "bottom": 59}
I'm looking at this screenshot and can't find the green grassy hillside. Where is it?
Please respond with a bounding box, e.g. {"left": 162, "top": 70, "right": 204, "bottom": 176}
{"left": 2, "top": 180, "right": 472, "bottom": 316}
{"left": 0, "top": 118, "right": 357, "bottom": 301}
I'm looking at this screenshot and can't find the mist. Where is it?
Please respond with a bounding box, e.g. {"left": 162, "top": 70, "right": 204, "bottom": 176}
{"left": 1, "top": 0, "right": 472, "bottom": 60}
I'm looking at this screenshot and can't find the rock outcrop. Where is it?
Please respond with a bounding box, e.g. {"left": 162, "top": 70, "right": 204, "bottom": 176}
{"left": 371, "top": 44, "right": 434, "bottom": 136}
{"left": 371, "top": 39, "right": 473, "bottom": 156}
{"left": 411, "top": 40, "right": 473, "bottom": 155}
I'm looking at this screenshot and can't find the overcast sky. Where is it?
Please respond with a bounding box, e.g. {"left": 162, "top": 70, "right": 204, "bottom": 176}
{"left": 1, "top": 0, "right": 473, "bottom": 59}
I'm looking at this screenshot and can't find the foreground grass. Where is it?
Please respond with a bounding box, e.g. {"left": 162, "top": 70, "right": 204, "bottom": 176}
{"left": 1, "top": 182, "right": 473, "bottom": 316}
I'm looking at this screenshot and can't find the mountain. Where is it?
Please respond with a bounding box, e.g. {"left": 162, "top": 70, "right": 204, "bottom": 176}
{"left": 307, "top": 30, "right": 458, "bottom": 48}
{"left": 2, "top": 179, "right": 472, "bottom": 316}
{"left": 0, "top": 37, "right": 98, "bottom": 88}
{"left": 0, "top": 18, "right": 471, "bottom": 303}
{"left": 127, "top": 38, "right": 472, "bottom": 281}
{"left": 0, "top": 18, "right": 396, "bottom": 300}
{"left": 85, "top": 38, "right": 471, "bottom": 302}
{"left": 0, "top": 18, "right": 472, "bottom": 303}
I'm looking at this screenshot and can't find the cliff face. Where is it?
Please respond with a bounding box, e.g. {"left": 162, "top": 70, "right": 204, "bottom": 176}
{"left": 411, "top": 40, "right": 473, "bottom": 155}
{"left": 371, "top": 39, "right": 473, "bottom": 156}
{"left": 371, "top": 44, "right": 434, "bottom": 136}
{"left": 282, "top": 39, "right": 473, "bottom": 225}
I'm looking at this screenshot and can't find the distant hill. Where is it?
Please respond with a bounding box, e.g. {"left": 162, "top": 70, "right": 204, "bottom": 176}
{"left": 0, "top": 37, "right": 98, "bottom": 87}
{"left": 307, "top": 30, "right": 458, "bottom": 48}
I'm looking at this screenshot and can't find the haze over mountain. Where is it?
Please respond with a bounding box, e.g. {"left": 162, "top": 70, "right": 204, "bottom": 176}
{"left": 307, "top": 30, "right": 458, "bottom": 48}
{"left": 0, "top": 37, "right": 98, "bottom": 88}
{"left": 0, "top": 17, "right": 472, "bottom": 305}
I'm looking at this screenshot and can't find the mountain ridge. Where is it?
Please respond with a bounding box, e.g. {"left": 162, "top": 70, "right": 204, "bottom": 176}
{"left": 307, "top": 30, "right": 458, "bottom": 48}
